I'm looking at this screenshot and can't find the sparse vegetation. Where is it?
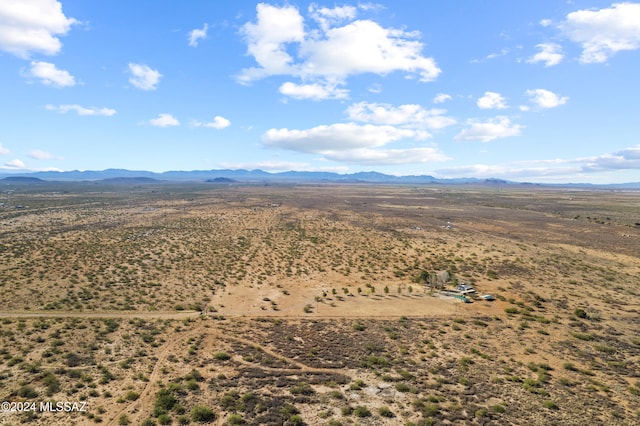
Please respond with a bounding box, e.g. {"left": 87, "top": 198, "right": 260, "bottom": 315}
{"left": 0, "top": 183, "right": 638, "bottom": 425}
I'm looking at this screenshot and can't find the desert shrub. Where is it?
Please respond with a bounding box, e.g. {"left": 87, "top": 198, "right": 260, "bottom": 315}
{"left": 226, "top": 413, "right": 244, "bottom": 425}
{"left": 571, "top": 332, "right": 593, "bottom": 341}
{"left": 492, "top": 404, "right": 506, "bottom": 413}
{"left": 349, "top": 380, "right": 365, "bottom": 390}
{"left": 574, "top": 308, "right": 588, "bottom": 319}
{"left": 154, "top": 388, "right": 177, "bottom": 415}
{"left": 157, "top": 414, "right": 171, "bottom": 425}
{"left": 290, "top": 382, "right": 314, "bottom": 395}
{"left": 213, "top": 352, "right": 230, "bottom": 361}
{"left": 288, "top": 414, "right": 304, "bottom": 425}
{"left": 378, "top": 406, "right": 394, "bottom": 417}
{"left": 17, "top": 385, "right": 38, "bottom": 398}
{"left": 353, "top": 406, "right": 371, "bottom": 418}
{"left": 191, "top": 405, "right": 216, "bottom": 423}
{"left": 395, "top": 383, "right": 410, "bottom": 392}
{"left": 352, "top": 322, "right": 366, "bottom": 331}
{"left": 43, "top": 372, "right": 61, "bottom": 395}
{"left": 125, "top": 390, "right": 140, "bottom": 401}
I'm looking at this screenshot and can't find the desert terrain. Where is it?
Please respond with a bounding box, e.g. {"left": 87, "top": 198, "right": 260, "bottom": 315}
{"left": 0, "top": 181, "right": 639, "bottom": 425}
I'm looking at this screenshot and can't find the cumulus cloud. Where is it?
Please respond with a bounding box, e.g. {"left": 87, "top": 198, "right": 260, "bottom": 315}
{"left": 321, "top": 147, "right": 449, "bottom": 165}
{"left": 238, "top": 3, "right": 440, "bottom": 96}
{"left": 279, "top": 81, "right": 349, "bottom": 100}
{"left": 527, "top": 43, "right": 563, "bottom": 67}
{"left": 25, "top": 61, "right": 75, "bottom": 87}
{"left": 435, "top": 145, "right": 640, "bottom": 181}
{"left": 455, "top": 116, "right": 523, "bottom": 142}
{"left": 477, "top": 91, "right": 508, "bottom": 110}
{"left": 561, "top": 2, "right": 640, "bottom": 63}
{"left": 0, "top": 0, "right": 77, "bottom": 58}
{"left": 347, "top": 102, "right": 455, "bottom": 130}
{"left": 433, "top": 93, "right": 452, "bottom": 104}
{"left": 128, "top": 63, "right": 161, "bottom": 90}
{"left": 45, "top": 104, "right": 116, "bottom": 116}
{"left": 261, "top": 121, "right": 448, "bottom": 166}
{"left": 188, "top": 23, "right": 208, "bottom": 47}
{"left": 298, "top": 19, "right": 440, "bottom": 82}
{"left": 526, "top": 89, "right": 568, "bottom": 108}
{"left": 581, "top": 145, "right": 640, "bottom": 171}
{"left": 192, "top": 116, "right": 230, "bottom": 129}
{"left": 0, "top": 144, "right": 9, "bottom": 156}
{"left": 239, "top": 3, "right": 305, "bottom": 82}
{"left": 262, "top": 123, "right": 416, "bottom": 153}
{"left": 308, "top": 3, "right": 357, "bottom": 30}
{"left": 148, "top": 113, "right": 179, "bottom": 127}
{"left": 3, "top": 159, "right": 26, "bottom": 169}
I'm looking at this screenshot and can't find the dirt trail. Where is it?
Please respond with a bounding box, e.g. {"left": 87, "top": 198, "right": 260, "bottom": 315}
{"left": 106, "top": 321, "right": 208, "bottom": 426}
{"left": 106, "top": 317, "right": 355, "bottom": 425}
{"left": 0, "top": 311, "right": 201, "bottom": 319}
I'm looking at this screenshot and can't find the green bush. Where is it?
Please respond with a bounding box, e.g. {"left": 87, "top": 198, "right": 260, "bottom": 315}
{"left": 17, "top": 385, "right": 38, "bottom": 398}
{"left": 213, "top": 352, "right": 230, "bottom": 361}
{"left": 191, "top": 405, "right": 216, "bottom": 423}
{"left": 378, "top": 406, "right": 394, "bottom": 417}
{"left": 157, "top": 414, "right": 172, "bottom": 425}
{"left": 353, "top": 406, "right": 371, "bottom": 418}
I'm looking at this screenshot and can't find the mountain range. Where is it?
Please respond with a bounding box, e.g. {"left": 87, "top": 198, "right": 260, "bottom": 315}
{"left": 1, "top": 168, "right": 639, "bottom": 189}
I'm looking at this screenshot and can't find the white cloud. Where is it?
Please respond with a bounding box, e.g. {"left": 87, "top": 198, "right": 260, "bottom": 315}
{"left": 221, "top": 160, "right": 309, "bottom": 171}
{"left": 279, "top": 81, "right": 349, "bottom": 100}
{"left": 321, "top": 147, "right": 449, "bottom": 165}
{"left": 309, "top": 4, "right": 357, "bottom": 31}
{"left": 148, "top": 113, "right": 179, "bottom": 127}
{"left": 0, "top": 0, "right": 77, "bottom": 58}
{"left": 262, "top": 123, "right": 417, "bottom": 153}
{"left": 188, "top": 23, "right": 208, "bottom": 47}
{"left": 192, "top": 115, "right": 230, "bottom": 129}
{"left": 261, "top": 121, "right": 447, "bottom": 166}
{"left": 299, "top": 19, "right": 440, "bottom": 82}
{"left": 486, "top": 47, "right": 510, "bottom": 60}
{"left": 433, "top": 93, "right": 452, "bottom": 104}
{"left": 368, "top": 83, "right": 382, "bottom": 93}
{"left": 4, "top": 159, "right": 25, "bottom": 169}
{"left": 540, "top": 19, "right": 553, "bottom": 27}
{"left": 477, "top": 92, "right": 508, "bottom": 110}
{"left": 347, "top": 102, "right": 455, "bottom": 130}
{"left": 239, "top": 3, "right": 305, "bottom": 82}
{"left": 527, "top": 43, "right": 563, "bottom": 67}
{"left": 45, "top": 104, "right": 116, "bottom": 116}
{"left": 128, "top": 63, "right": 161, "bottom": 90}
{"left": 526, "top": 89, "right": 568, "bottom": 108}
{"left": 238, "top": 4, "right": 440, "bottom": 91}
{"left": 28, "top": 149, "right": 58, "bottom": 160}
{"left": 0, "top": 144, "right": 9, "bottom": 156}
{"left": 25, "top": 61, "right": 74, "bottom": 87}
{"left": 435, "top": 145, "right": 640, "bottom": 181}
{"left": 455, "top": 116, "right": 523, "bottom": 142}
{"left": 581, "top": 145, "right": 640, "bottom": 171}
{"left": 561, "top": 2, "right": 640, "bottom": 63}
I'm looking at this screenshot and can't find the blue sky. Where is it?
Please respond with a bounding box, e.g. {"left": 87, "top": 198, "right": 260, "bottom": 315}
{"left": 1, "top": 0, "right": 639, "bottom": 183}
